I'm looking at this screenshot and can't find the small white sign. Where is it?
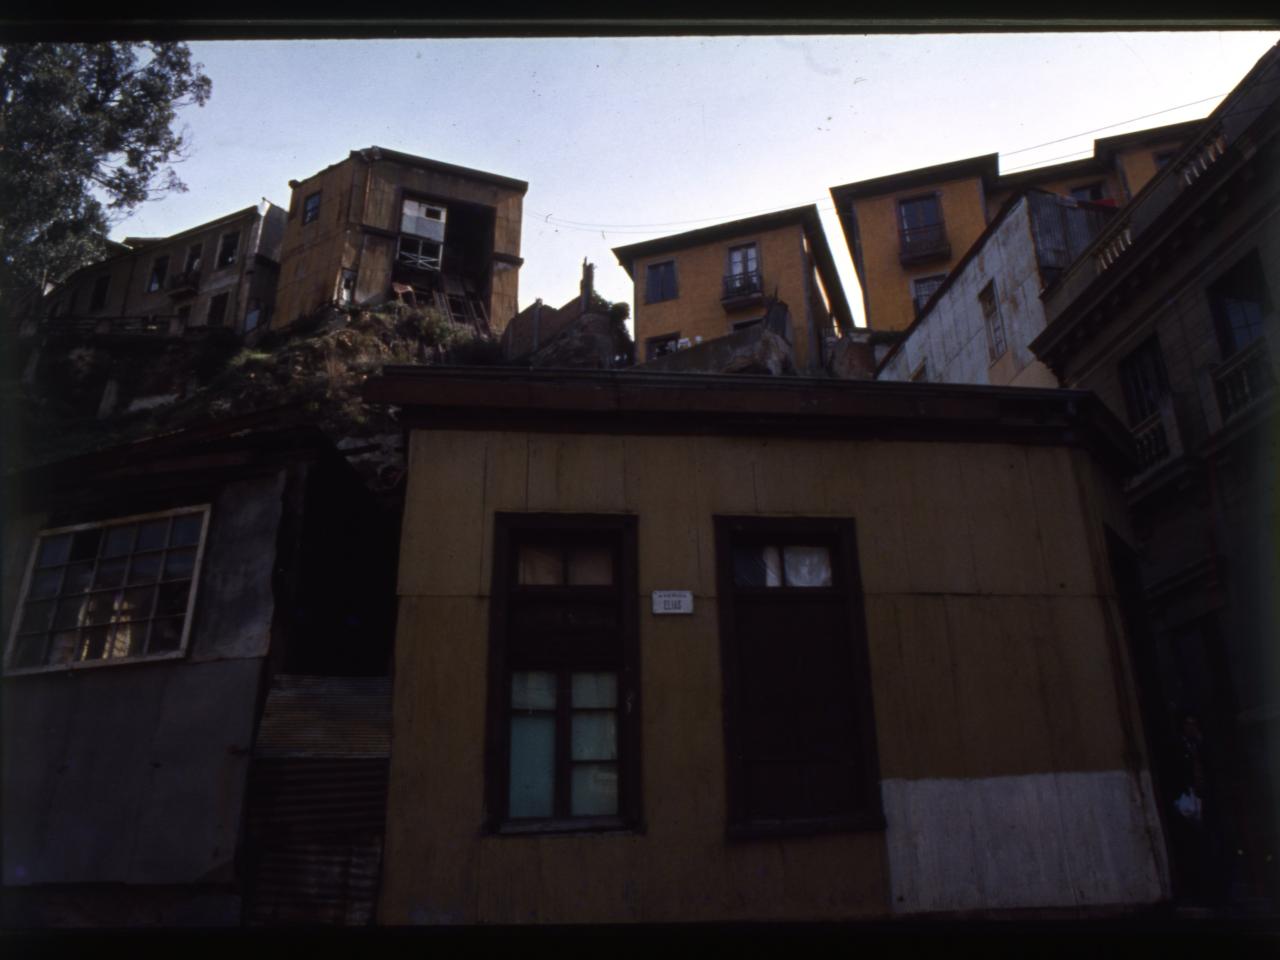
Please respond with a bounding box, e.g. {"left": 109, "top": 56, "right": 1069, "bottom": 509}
{"left": 652, "top": 590, "right": 694, "bottom": 615}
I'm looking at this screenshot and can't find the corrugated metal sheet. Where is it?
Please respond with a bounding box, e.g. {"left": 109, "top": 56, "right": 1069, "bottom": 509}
{"left": 247, "top": 839, "right": 383, "bottom": 926}
{"left": 245, "top": 674, "right": 392, "bottom": 925}
{"left": 248, "top": 758, "right": 390, "bottom": 837}
{"left": 254, "top": 675, "right": 391, "bottom": 759}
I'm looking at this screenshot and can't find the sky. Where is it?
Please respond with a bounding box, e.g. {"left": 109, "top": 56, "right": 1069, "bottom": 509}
{"left": 109, "top": 31, "right": 1280, "bottom": 328}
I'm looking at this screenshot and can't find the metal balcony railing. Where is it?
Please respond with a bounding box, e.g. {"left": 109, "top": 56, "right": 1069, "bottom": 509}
{"left": 898, "top": 223, "right": 950, "bottom": 264}
{"left": 722, "top": 269, "right": 764, "bottom": 301}
{"left": 1214, "top": 338, "right": 1276, "bottom": 424}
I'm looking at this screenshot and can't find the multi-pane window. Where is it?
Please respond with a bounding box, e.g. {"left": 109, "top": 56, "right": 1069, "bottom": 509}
{"left": 897, "top": 194, "right": 947, "bottom": 260}
{"left": 488, "top": 514, "right": 639, "bottom": 830}
{"left": 911, "top": 274, "right": 946, "bottom": 317}
{"left": 7, "top": 507, "right": 210, "bottom": 672}
{"left": 645, "top": 260, "right": 678, "bottom": 303}
{"left": 302, "top": 191, "right": 322, "bottom": 225}
{"left": 89, "top": 275, "right": 111, "bottom": 311}
{"left": 147, "top": 255, "right": 169, "bottom": 293}
{"left": 216, "top": 231, "right": 239, "bottom": 269}
{"left": 1119, "top": 336, "right": 1170, "bottom": 426}
{"left": 397, "top": 199, "right": 446, "bottom": 272}
{"left": 979, "top": 281, "right": 1007, "bottom": 361}
{"left": 714, "top": 517, "right": 881, "bottom": 837}
{"left": 1208, "top": 251, "right": 1272, "bottom": 359}
{"left": 724, "top": 243, "right": 762, "bottom": 299}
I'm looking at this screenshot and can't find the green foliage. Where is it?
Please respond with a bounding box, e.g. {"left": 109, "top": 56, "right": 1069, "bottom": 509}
{"left": 0, "top": 42, "right": 212, "bottom": 311}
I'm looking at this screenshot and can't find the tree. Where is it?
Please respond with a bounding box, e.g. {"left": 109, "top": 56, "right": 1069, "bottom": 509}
{"left": 0, "top": 42, "right": 212, "bottom": 316}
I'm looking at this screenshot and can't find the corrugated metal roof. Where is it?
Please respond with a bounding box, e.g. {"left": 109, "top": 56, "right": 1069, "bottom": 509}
{"left": 254, "top": 675, "right": 391, "bottom": 759}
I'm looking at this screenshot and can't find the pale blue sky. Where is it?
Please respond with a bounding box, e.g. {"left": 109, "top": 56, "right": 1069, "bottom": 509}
{"left": 111, "top": 32, "right": 1280, "bottom": 326}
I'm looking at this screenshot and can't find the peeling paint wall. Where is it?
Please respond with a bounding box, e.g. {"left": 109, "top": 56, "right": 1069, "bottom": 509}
{"left": 879, "top": 196, "right": 1058, "bottom": 386}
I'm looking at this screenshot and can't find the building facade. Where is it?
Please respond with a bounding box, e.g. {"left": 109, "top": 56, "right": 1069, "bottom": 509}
{"left": 364, "top": 367, "right": 1168, "bottom": 924}
{"left": 37, "top": 202, "right": 285, "bottom": 340}
{"left": 877, "top": 190, "right": 1112, "bottom": 387}
{"left": 831, "top": 120, "right": 1198, "bottom": 333}
{"left": 1032, "top": 43, "right": 1280, "bottom": 905}
{"left": 2, "top": 421, "right": 397, "bottom": 926}
{"left": 612, "top": 205, "right": 854, "bottom": 374}
{"left": 273, "top": 147, "right": 526, "bottom": 336}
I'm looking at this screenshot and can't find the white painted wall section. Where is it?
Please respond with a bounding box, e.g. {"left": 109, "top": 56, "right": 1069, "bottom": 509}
{"left": 881, "top": 770, "right": 1169, "bottom": 914}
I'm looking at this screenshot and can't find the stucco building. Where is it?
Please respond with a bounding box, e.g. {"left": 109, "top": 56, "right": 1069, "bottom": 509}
{"left": 830, "top": 120, "right": 1199, "bottom": 333}
{"left": 1032, "top": 42, "right": 1280, "bottom": 904}
{"left": 34, "top": 201, "right": 285, "bottom": 339}
{"left": 273, "top": 147, "right": 526, "bottom": 336}
{"left": 363, "top": 366, "right": 1169, "bottom": 924}
{"left": 612, "top": 205, "right": 854, "bottom": 373}
{"left": 876, "top": 190, "right": 1112, "bottom": 387}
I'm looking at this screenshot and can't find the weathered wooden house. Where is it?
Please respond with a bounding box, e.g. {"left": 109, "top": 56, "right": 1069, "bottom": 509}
{"left": 362, "top": 366, "right": 1170, "bottom": 923}
{"left": 1, "top": 417, "right": 397, "bottom": 926}
{"left": 273, "top": 147, "right": 526, "bottom": 335}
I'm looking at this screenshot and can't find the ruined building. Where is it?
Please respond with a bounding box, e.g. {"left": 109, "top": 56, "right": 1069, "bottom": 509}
{"left": 274, "top": 147, "right": 526, "bottom": 337}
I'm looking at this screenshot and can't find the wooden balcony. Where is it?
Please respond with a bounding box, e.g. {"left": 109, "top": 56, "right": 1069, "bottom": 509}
{"left": 898, "top": 223, "right": 950, "bottom": 265}
{"left": 1214, "top": 337, "right": 1276, "bottom": 424}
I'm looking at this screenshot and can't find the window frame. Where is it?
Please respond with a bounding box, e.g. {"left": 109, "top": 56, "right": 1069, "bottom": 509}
{"left": 146, "top": 255, "right": 170, "bottom": 293}
{"left": 644, "top": 260, "right": 679, "bottom": 304}
{"left": 206, "top": 291, "right": 231, "bottom": 327}
{"left": 302, "top": 191, "right": 322, "bottom": 225}
{"left": 215, "top": 231, "right": 240, "bottom": 270}
{"left": 645, "top": 331, "right": 680, "bottom": 361}
{"left": 911, "top": 273, "right": 947, "bottom": 317}
{"left": 484, "top": 513, "right": 641, "bottom": 836}
{"left": 978, "top": 280, "right": 1008, "bottom": 362}
{"left": 1207, "top": 250, "right": 1272, "bottom": 360}
{"left": 713, "top": 516, "right": 883, "bottom": 840}
{"left": 89, "top": 274, "right": 111, "bottom": 312}
{"left": 5, "top": 505, "right": 212, "bottom": 676}
{"left": 1118, "top": 334, "right": 1170, "bottom": 426}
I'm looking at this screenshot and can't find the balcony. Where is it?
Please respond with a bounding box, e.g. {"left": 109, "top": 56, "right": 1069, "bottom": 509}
{"left": 898, "top": 223, "right": 950, "bottom": 265}
{"left": 166, "top": 269, "right": 201, "bottom": 297}
{"left": 1213, "top": 338, "right": 1276, "bottom": 424}
{"left": 1126, "top": 394, "right": 1184, "bottom": 491}
{"left": 722, "top": 269, "right": 764, "bottom": 307}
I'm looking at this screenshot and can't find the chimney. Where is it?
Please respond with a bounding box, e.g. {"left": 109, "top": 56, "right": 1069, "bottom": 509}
{"left": 580, "top": 258, "right": 595, "bottom": 314}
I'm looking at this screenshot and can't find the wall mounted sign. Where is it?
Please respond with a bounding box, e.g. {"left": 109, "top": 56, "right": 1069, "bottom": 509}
{"left": 651, "top": 590, "right": 694, "bottom": 615}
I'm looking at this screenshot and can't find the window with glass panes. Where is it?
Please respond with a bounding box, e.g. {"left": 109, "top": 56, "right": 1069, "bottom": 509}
{"left": 714, "top": 516, "right": 882, "bottom": 837}
{"left": 6, "top": 507, "right": 209, "bottom": 671}
{"left": 487, "top": 514, "right": 639, "bottom": 830}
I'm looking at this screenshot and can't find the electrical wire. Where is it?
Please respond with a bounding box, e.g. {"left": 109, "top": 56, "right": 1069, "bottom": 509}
{"left": 522, "top": 86, "right": 1242, "bottom": 235}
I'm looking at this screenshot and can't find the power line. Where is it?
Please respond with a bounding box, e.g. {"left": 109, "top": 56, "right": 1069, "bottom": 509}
{"left": 1000, "top": 92, "right": 1224, "bottom": 157}
{"left": 524, "top": 88, "right": 1232, "bottom": 235}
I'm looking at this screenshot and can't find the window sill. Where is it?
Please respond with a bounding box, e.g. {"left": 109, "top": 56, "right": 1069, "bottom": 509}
{"left": 726, "top": 810, "right": 886, "bottom": 842}
{"left": 4, "top": 649, "right": 186, "bottom": 678}
{"left": 491, "top": 816, "right": 639, "bottom": 837}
